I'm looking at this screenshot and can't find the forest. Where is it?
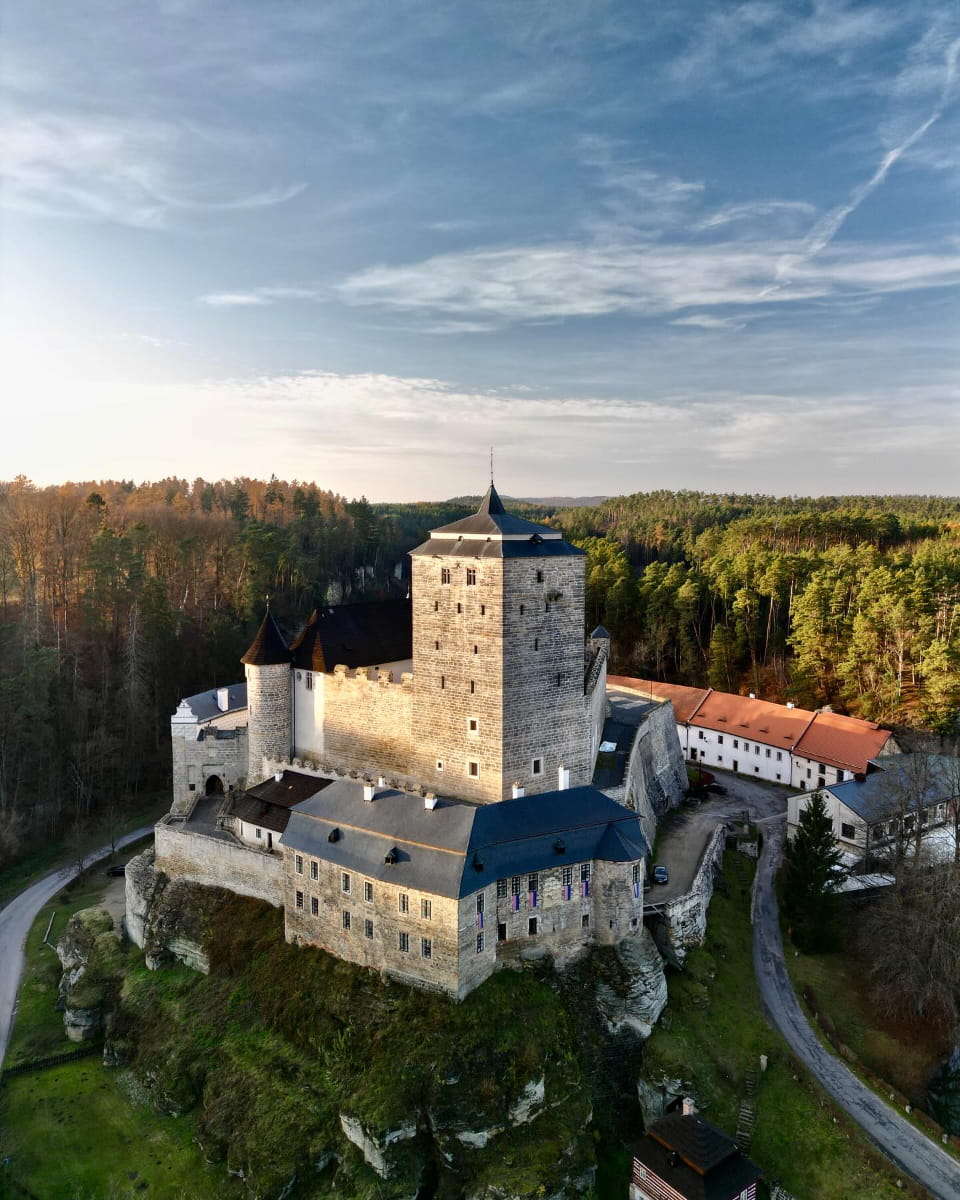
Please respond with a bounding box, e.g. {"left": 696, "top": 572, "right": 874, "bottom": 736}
{"left": 1, "top": 475, "right": 959, "bottom": 869}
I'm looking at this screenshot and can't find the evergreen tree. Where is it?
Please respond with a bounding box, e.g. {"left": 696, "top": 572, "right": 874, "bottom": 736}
{"left": 781, "top": 790, "right": 846, "bottom": 951}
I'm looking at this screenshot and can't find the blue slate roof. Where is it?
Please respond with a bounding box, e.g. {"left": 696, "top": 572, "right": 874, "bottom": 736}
{"left": 178, "top": 683, "right": 247, "bottom": 722}
{"left": 279, "top": 782, "right": 648, "bottom": 898}
{"left": 827, "top": 754, "right": 960, "bottom": 823}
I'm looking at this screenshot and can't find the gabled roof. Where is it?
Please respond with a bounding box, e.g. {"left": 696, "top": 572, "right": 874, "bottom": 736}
{"left": 289, "top": 600, "right": 412, "bottom": 672}
{"left": 825, "top": 754, "right": 960, "bottom": 823}
{"left": 630, "top": 1113, "right": 762, "bottom": 1200}
{"left": 173, "top": 683, "right": 247, "bottom": 723}
{"left": 229, "top": 770, "right": 334, "bottom": 834}
{"left": 793, "top": 709, "right": 892, "bottom": 773}
{"left": 280, "top": 783, "right": 648, "bottom": 899}
{"left": 410, "top": 485, "right": 584, "bottom": 559}
{"left": 241, "top": 609, "right": 291, "bottom": 666}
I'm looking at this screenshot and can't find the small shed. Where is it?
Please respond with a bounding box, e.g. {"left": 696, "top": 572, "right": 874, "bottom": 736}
{"left": 629, "top": 1110, "right": 762, "bottom": 1200}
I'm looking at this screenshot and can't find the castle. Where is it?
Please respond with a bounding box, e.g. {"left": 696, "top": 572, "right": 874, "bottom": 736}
{"left": 154, "top": 487, "right": 685, "bottom": 999}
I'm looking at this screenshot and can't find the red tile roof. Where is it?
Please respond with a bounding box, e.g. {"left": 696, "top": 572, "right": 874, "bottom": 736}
{"left": 610, "top": 678, "right": 893, "bottom": 771}
{"left": 794, "top": 710, "right": 893, "bottom": 773}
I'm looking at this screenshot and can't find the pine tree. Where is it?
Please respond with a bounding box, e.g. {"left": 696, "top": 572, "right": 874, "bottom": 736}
{"left": 782, "top": 790, "right": 846, "bottom": 951}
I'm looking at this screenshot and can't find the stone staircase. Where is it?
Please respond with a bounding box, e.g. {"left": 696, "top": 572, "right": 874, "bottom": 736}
{"left": 734, "top": 1067, "right": 757, "bottom": 1150}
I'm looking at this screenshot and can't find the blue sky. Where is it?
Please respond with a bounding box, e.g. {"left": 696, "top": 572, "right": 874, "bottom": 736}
{"left": 2, "top": 0, "right": 958, "bottom": 499}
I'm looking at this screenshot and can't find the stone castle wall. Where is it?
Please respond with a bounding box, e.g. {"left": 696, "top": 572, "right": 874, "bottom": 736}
{"left": 322, "top": 667, "right": 417, "bottom": 781}
{"left": 610, "top": 700, "right": 686, "bottom": 847}
{"left": 245, "top": 662, "right": 291, "bottom": 785}
{"left": 410, "top": 557, "right": 506, "bottom": 803}
{"left": 154, "top": 818, "right": 284, "bottom": 907}
{"left": 171, "top": 722, "right": 247, "bottom": 818}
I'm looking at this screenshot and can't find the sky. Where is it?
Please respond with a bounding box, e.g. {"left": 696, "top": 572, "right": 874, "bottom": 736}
{"left": 1, "top": 0, "right": 959, "bottom": 501}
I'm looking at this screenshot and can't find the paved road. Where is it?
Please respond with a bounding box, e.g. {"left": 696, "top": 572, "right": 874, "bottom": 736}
{"left": 0, "top": 826, "right": 154, "bottom": 1070}
{"left": 753, "top": 818, "right": 960, "bottom": 1199}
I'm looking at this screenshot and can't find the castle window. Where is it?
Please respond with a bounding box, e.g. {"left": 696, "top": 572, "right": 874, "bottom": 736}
{"left": 717, "top": 735, "right": 723, "bottom": 745}
{"left": 580, "top": 863, "right": 591, "bottom": 882}
{"left": 470, "top": 681, "right": 475, "bottom": 694}
{"left": 497, "top": 879, "right": 508, "bottom": 898}
{"left": 511, "top": 875, "right": 521, "bottom": 896}
{"left": 440, "top": 675, "right": 445, "bottom": 689}
{"left": 481, "top": 604, "right": 485, "bottom": 615}
{"left": 466, "top": 568, "right": 476, "bottom": 585}
{"left": 536, "top": 570, "right": 543, "bottom": 583}
{"left": 436, "top": 760, "right": 444, "bottom": 771}
{"left": 435, "top": 639, "right": 440, "bottom": 650}
{"left": 534, "top": 637, "right": 539, "bottom": 651}
{"left": 441, "top": 568, "right": 451, "bottom": 584}
{"left": 364, "top": 919, "right": 374, "bottom": 939}
{"left": 421, "top": 937, "right": 432, "bottom": 959}
{"left": 468, "top": 717, "right": 479, "bottom": 734}
{"left": 457, "top": 603, "right": 462, "bottom": 613}
{"left": 581, "top": 914, "right": 589, "bottom": 929}
{"left": 473, "top": 644, "right": 478, "bottom": 654}
{"left": 399, "top": 932, "right": 409, "bottom": 953}
{"left": 421, "top": 898, "right": 432, "bottom": 920}
{"left": 532, "top": 757, "right": 543, "bottom": 776}
{"left": 434, "top": 600, "right": 439, "bottom": 611}
{"left": 305, "top": 672, "right": 313, "bottom": 692}
{"left": 342, "top": 910, "right": 351, "bottom": 931}
{"left": 841, "top": 822, "right": 856, "bottom": 840}
{"left": 476, "top": 892, "right": 484, "bottom": 914}
{"left": 341, "top": 872, "right": 351, "bottom": 894}
{"left": 295, "top": 890, "right": 304, "bottom": 909}
{"left": 295, "top": 855, "right": 303, "bottom": 875}
{"left": 399, "top": 892, "right": 409, "bottom": 914}
{"left": 476, "top": 932, "right": 484, "bottom": 954}
{"left": 528, "top": 917, "right": 538, "bottom": 936}
{"left": 311, "top": 860, "right": 318, "bottom": 880}
{"left": 364, "top": 881, "right": 373, "bottom": 902}
{"left": 497, "top": 922, "right": 507, "bottom": 941}
{"left": 733, "top": 739, "right": 739, "bottom": 749}
{"left": 765, "top": 748, "right": 771, "bottom": 758}
{"left": 545, "top": 602, "right": 550, "bottom": 612}
{"left": 519, "top": 604, "right": 525, "bottom": 615}
{"left": 467, "top": 760, "right": 480, "bottom": 778}
{"left": 776, "top": 751, "right": 782, "bottom": 761}
{"left": 255, "top": 827, "right": 262, "bottom": 839}
{"left": 528, "top": 873, "right": 539, "bottom": 893}
{"left": 311, "top": 896, "right": 319, "bottom": 916}
{"left": 698, "top": 731, "right": 704, "bottom": 740}
{"left": 189, "top": 784, "right": 196, "bottom": 791}
{"left": 556, "top": 673, "right": 562, "bottom": 687}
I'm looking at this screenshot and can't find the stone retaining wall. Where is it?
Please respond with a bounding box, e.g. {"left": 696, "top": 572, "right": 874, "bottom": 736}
{"left": 154, "top": 819, "right": 283, "bottom": 907}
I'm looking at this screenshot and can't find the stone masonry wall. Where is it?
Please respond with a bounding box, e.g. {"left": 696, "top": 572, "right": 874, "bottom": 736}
{"left": 154, "top": 819, "right": 284, "bottom": 907}
{"left": 283, "top": 851, "right": 464, "bottom": 998}
{"left": 171, "top": 722, "right": 247, "bottom": 818}
{"left": 245, "top": 662, "right": 291, "bottom": 785}
{"left": 501, "top": 555, "right": 592, "bottom": 797}
{"left": 321, "top": 667, "right": 416, "bottom": 782}
{"left": 411, "top": 557, "right": 506, "bottom": 803}
{"left": 653, "top": 824, "right": 725, "bottom": 964}
{"left": 610, "top": 699, "right": 686, "bottom": 846}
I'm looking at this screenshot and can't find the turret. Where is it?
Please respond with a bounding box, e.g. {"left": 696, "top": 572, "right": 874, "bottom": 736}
{"left": 241, "top": 608, "right": 291, "bottom": 785}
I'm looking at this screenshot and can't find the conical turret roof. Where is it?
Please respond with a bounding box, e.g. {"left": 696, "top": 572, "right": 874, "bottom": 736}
{"left": 241, "top": 608, "right": 290, "bottom": 666}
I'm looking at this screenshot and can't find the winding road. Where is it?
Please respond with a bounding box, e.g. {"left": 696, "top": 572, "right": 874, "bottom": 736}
{"left": 753, "top": 816, "right": 960, "bottom": 1199}
{"left": 0, "top": 826, "right": 154, "bottom": 1070}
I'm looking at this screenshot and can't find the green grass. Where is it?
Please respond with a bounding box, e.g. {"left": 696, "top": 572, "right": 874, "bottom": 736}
{"left": 643, "top": 854, "right": 915, "bottom": 1200}
{"left": 0, "top": 1060, "right": 243, "bottom": 1200}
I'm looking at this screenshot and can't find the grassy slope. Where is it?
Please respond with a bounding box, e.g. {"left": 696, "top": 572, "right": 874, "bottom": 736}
{"left": 642, "top": 854, "right": 915, "bottom": 1200}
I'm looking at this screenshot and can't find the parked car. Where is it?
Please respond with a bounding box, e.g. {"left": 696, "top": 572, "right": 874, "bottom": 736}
{"left": 706, "top": 782, "right": 728, "bottom": 795}
{"left": 652, "top": 865, "right": 669, "bottom": 885}
{"left": 106, "top": 865, "right": 126, "bottom": 877}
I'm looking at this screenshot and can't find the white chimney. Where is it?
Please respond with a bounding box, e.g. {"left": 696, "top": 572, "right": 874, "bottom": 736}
{"left": 512, "top": 783, "right": 525, "bottom": 799}
{"left": 749, "top": 692, "right": 757, "bottom": 700}
{"left": 217, "top": 687, "right": 230, "bottom": 712}
{"left": 424, "top": 793, "right": 438, "bottom": 811}
{"left": 786, "top": 701, "right": 795, "bottom": 709}
{"left": 274, "top": 770, "right": 283, "bottom": 782}
{"left": 378, "top": 775, "right": 386, "bottom": 788}
{"left": 681, "top": 1097, "right": 697, "bottom": 1117}
{"left": 363, "top": 783, "right": 375, "bottom": 803}
{"left": 558, "top": 766, "right": 571, "bottom": 792}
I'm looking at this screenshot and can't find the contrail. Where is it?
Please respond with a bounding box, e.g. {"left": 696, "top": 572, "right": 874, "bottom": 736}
{"left": 772, "top": 35, "right": 960, "bottom": 287}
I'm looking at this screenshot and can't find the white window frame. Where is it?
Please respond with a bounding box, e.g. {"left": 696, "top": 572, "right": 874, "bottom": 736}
{"left": 467, "top": 759, "right": 480, "bottom": 778}
{"left": 532, "top": 757, "right": 543, "bottom": 776}
{"left": 341, "top": 872, "right": 351, "bottom": 894}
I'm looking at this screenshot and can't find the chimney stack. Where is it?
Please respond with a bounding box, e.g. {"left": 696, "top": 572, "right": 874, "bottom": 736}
{"left": 558, "top": 766, "right": 571, "bottom": 792}
{"left": 424, "top": 793, "right": 438, "bottom": 811}
{"left": 681, "top": 1097, "right": 697, "bottom": 1117}
{"left": 363, "top": 783, "right": 375, "bottom": 803}
{"left": 217, "top": 687, "right": 230, "bottom": 712}
{"left": 274, "top": 770, "right": 283, "bottom": 783}
{"left": 512, "top": 783, "right": 525, "bottom": 799}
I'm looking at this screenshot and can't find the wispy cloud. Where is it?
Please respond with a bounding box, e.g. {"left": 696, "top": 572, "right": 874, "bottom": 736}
{"left": 671, "top": 314, "right": 746, "bottom": 330}
{"left": 0, "top": 111, "right": 306, "bottom": 227}
{"left": 338, "top": 239, "right": 960, "bottom": 323}
{"left": 199, "top": 285, "right": 321, "bottom": 307}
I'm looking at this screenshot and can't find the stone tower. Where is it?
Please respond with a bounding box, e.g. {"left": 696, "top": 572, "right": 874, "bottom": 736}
{"left": 410, "top": 485, "right": 591, "bottom": 803}
{"left": 241, "top": 608, "right": 291, "bottom": 785}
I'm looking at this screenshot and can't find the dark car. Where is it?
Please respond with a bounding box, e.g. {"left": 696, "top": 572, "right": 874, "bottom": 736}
{"left": 652, "top": 865, "right": 669, "bottom": 885}
{"left": 106, "top": 865, "right": 126, "bottom": 877}
{"left": 706, "top": 782, "right": 728, "bottom": 795}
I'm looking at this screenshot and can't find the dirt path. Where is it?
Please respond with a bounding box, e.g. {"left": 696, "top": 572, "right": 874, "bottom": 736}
{"left": 753, "top": 817, "right": 960, "bottom": 1198}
